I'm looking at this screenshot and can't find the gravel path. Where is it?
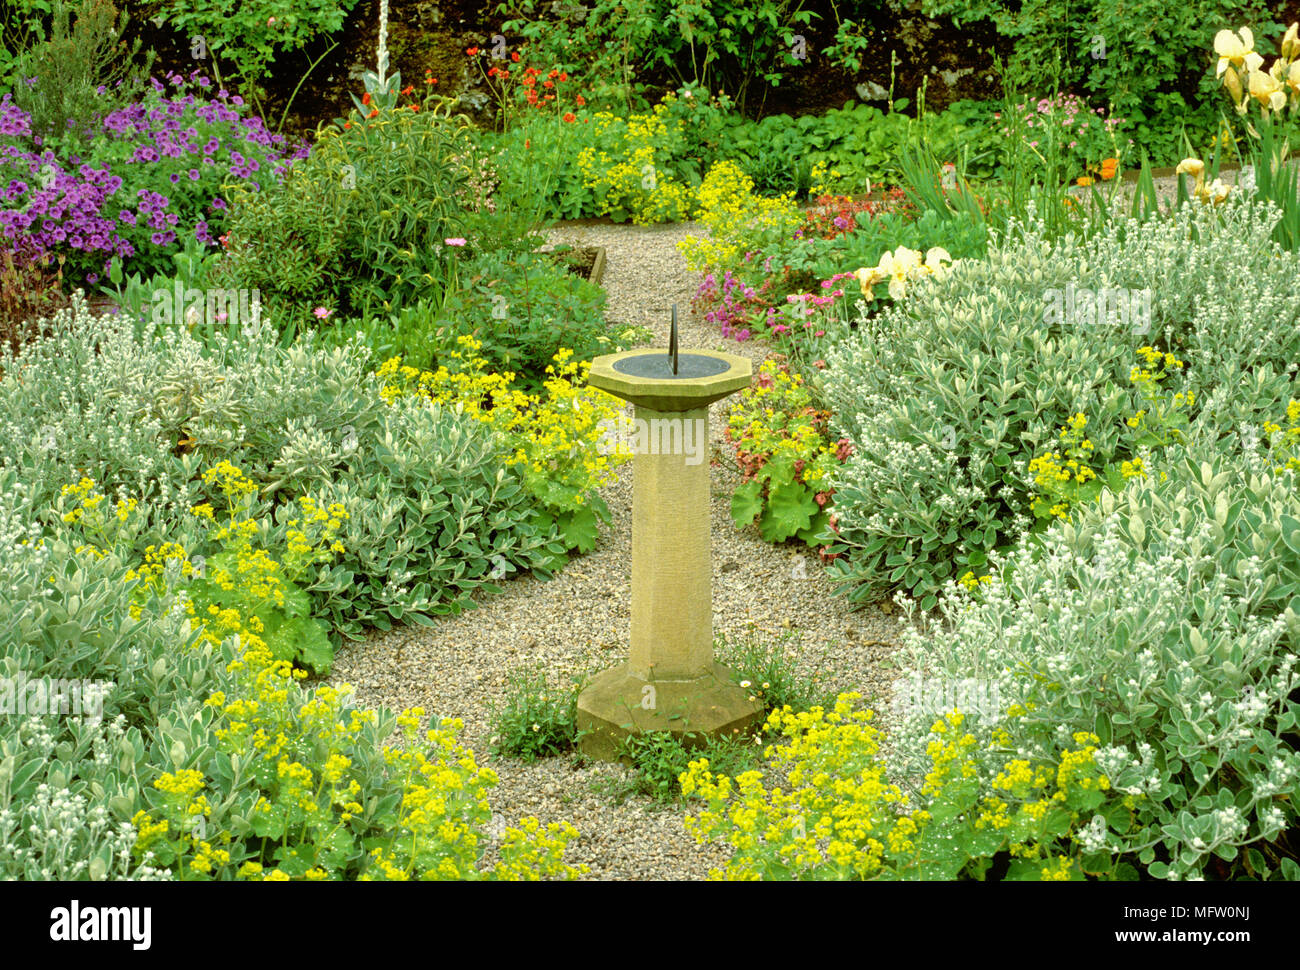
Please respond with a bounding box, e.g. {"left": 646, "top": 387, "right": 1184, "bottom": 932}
{"left": 327, "top": 218, "right": 908, "bottom": 880}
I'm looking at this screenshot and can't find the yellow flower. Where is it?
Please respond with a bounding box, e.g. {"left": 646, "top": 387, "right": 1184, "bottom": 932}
{"left": 1214, "top": 27, "right": 1264, "bottom": 77}
{"left": 1248, "top": 66, "right": 1287, "bottom": 112}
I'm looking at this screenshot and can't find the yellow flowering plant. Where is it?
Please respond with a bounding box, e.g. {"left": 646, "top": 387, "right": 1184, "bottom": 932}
{"left": 377, "top": 335, "right": 630, "bottom": 554}
{"left": 576, "top": 96, "right": 699, "bottom": 224}
{"left": 29, "top": 473, "right": 587, "bottom": 881}
{"left": 1210, "top": 21, "right": 1300, "bottom": 251}
{"left": 727, "top": 357, "right": 850, "bottom": 545}
{"left": 57, "top": 462, "right": 349, "bottom": 674}
{"left": 678, "top": 160, "right": 803, "bottom": 273}
{"left": 135, "top": 613, "right": 586, "bottom": 880}
{"left": 1027, "top": 347, "right": 1192, "bottom": 526}
{"left": 681, "top": 696, "right": 1134, "bottom": 880}
{"left": 1262, "top": 398, "right": 1300, "bottom": 475}
{"left": 179, "top": 461, "right": 347, "bottom": 674}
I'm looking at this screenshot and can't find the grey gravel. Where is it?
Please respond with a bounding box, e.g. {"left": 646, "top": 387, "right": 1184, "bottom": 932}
{"left": 327, "top": 218, "right": 910, "bottom": 880}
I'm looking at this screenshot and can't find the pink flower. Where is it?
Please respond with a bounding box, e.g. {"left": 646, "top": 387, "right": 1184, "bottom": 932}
{"left": 314, "top": 307, "right": 332, "bottom": 319}
{"left": 267, "top": 16, "right": 276, "bottom": 24}
{"left": 445, "top": 237, "right": 467, "bottom": 247}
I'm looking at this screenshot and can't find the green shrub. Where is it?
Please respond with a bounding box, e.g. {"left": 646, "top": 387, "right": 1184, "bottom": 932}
{"left": 890, "top": 433, "right": 1300, "bottom": 880}
{"left": 157, "top": 0, "right": 360, "bottom": 115}
{"left": 0, "top": 301, "right": 587, "bottom": 880}
{"left": 214, "top": 101, "right": 492, "bottom": 330}
{"left": 10, "top": 0, "right": 152, "bottom": 147}
{"left": 431, "top": 248, "right": 619, "bottom": 387}
{"left": 918, "top": 0, "right": 1279, "bottom": 161}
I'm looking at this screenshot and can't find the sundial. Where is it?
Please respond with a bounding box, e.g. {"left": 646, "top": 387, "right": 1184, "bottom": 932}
{"left": 576, "top": 306, "right": 764, "bottom": 760}
{"left": 611, "top": 307, "right": 731, "bottom": 380}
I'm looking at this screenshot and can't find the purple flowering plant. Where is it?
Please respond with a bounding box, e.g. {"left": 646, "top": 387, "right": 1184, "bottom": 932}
{"left": 0, "top": 70, "right": 309, "bottom": 284}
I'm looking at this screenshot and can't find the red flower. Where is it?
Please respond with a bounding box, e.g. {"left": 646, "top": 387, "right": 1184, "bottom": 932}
{"left": 400, "top": 84, "right": 414, "bottom": 95}
{"left": 488, "top": 66, "right": 500, "bottom": 77}
{"left": 367, "top": 108, "right": 379, "bottom": 118}
{"left": 524, "top": 139, "right": 530, "bottom": 148}
{"left": 542, "top": 80, "right": 553, "bottom": 89}
{"left": 574, "top": 94, "right": 586, "bottom": 106}
{"left": 426, "top": 77, "right": 438, "bottom": 85}
{"left": 343, "top": 121, "right": 352, "bottom": 129}
{"left": 563, "top": 111, "right": 575, "bottom": 122}
{"left": 510, "top": 51, "right": 520, "bottom": 62}
{"left": 361, "top": 92, "right": 371, "bottom": 106}
{"left": 466, "top": 46, "right": 479, "bottom": 56}
{"left": 558, "top": 72, "right": 568, "bottom": 82}
{"left": 526, "top": 90, "right": 538, "bottom": 105}
{"left": 548, "top": 69, "right": 559, "bottom": 79}
{"left": 410, "top": 104, "right": 420, "bottom": 112}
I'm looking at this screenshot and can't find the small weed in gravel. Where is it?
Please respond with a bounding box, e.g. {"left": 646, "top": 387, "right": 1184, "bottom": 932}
{"left": 592, "top": 730, "right": 762, "bottom": 807}
{"left": 487, "top": 666, "right": 582, "bottom": 761}
{"left": 716, "top": 629, "right": 837, "bottom": 715}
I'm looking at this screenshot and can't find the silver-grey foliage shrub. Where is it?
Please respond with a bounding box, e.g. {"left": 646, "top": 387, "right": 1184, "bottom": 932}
{"left": 889, "top": 425, "right": 1300, "bottom": 880}
{"left": 820, "top": 197, "right": 1300, "bottom": 609}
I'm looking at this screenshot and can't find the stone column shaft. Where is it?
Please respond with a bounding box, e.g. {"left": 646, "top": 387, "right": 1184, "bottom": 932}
{"left": 628, "top": 406, "right": 712, "bottom": 679}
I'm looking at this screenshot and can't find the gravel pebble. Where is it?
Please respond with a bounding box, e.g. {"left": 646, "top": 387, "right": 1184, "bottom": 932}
{"left": 328, "top": 217, "right": 909, "bottom": 880}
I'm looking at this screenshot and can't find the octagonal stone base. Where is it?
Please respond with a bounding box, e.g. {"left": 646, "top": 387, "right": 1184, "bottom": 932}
{"left": 576, "top": 661, "right": 767, "bottom": 762}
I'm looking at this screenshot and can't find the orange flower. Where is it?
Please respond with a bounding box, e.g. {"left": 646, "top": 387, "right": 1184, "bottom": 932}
{"left": 367, "top": 108, "right": 379, "bottom": 118}
{"left": 410, "top": 104, "right": 420, "bottom": 112}
{"left": 511, "top": 51, "right": 520, "bottom": 62}
{"left": 426, "top": 77, "right": 438, "bottom": 85}
{"left": 558, "top": 72, "right": 568, "bottom": 82}
{"left": 343, "top": 121, "right": 352, "bottom": 129}
{"left": 563, "top": 111, "right": 576, "bottom": 122}
{"left": 542, "top": 80, "right": 553, "bottom": 89}
{"left": 1100, "top": 157, "right": 1119, "bottom": 180}
{"left": 466, "top": 46, "right": 479, "bottom": 56}
{"left": 524, "top": 139, "right": 530, "bottom": 149}
{"left": 361, "top": 92, "right": 371, "bottom": 106}
{"left": 400, "top": 84, "right": 414, "bottom": 96}
{"left": 574, "top": 94, "right": 586, "bottom": 106}
{"left": 1076, "top": 175, "right": 1094, "bottom": 187}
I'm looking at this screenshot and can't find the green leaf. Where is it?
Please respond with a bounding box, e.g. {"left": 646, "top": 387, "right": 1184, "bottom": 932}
{"left": 795, "top": 510, "right": 830, "bottom": 545}
{"left": 730, "top": 479, "right": 765, "bottom": 529}
{"left": 759, "top": 480, "right": 818, "bottom": 543}
{"left": 559, "top": 506, "right": 600, "bottom": 554}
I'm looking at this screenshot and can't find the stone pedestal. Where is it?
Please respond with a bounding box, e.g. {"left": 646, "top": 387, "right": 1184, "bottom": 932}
{"left": 577, "top": 349, "right": 764, "bottom": 761}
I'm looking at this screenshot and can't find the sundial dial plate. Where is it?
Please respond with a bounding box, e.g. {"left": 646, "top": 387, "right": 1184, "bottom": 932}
{"left": 611, "top": 352, "right": 731, "bottom": 380}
